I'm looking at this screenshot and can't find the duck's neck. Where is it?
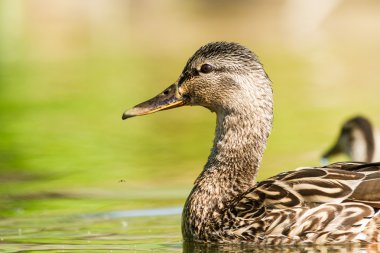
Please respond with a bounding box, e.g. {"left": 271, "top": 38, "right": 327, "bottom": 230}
{"left": 183, "top": 93, "right": 273, "bottom": 240}
{"left": 351, "top": 125, "right": 375, "bottom": 162}
{"left": 204, "top": 109, "right": 271, "bottom": 185}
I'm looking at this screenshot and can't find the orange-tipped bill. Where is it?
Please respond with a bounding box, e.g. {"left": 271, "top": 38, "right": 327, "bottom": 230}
{"left": 122, "top": 84, "right": 186, "bottom": 120}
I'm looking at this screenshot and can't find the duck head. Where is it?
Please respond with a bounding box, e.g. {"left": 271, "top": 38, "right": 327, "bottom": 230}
{"left": 122, "top": 42, "right": 271, "bottom": 119}
{"left": 321, "top": 116, "right": 375, "bottom": 163}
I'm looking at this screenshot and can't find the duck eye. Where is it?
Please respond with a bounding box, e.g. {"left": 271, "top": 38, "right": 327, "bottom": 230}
{"left": 200, "top": 64, "right": 213, "bottom": 74}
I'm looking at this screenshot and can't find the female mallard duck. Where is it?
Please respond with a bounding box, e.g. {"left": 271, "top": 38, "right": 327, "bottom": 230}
{"left": 322, "top": 116, "right": 380, "bottom": 164}
{"left": 122, "top": 42, "right": 380, "bottom": 245}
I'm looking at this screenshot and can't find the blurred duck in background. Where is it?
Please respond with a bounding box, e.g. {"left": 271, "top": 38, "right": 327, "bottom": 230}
{"left": 321, "top": 116, "right": 380, "bottom": 164}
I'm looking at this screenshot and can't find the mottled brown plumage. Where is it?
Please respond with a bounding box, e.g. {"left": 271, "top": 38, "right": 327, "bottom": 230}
{"left": 122, "top": 42, "right": 380, "bottom": 245}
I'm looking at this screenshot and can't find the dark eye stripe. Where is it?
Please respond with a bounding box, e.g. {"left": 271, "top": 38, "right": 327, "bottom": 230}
{"left": 191, "top": 68, "right": 199, "bottom": 76}
{"left": 178, "top": 71, "right": 192, "bottom": 87}
{"left": 178, "top": 64, "right": 221, "bottom": 87}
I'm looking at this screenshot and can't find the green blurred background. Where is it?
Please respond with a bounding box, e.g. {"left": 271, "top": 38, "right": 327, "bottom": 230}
{"left": 1, "top": 0, "right": 380, "bottom": 218}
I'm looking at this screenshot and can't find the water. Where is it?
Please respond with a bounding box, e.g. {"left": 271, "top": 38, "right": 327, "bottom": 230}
{"left": 0, "top": 207, "right": 183, "bottom": 252}
{"left": 0, "top": 205, "right": 377, "bottom": 253}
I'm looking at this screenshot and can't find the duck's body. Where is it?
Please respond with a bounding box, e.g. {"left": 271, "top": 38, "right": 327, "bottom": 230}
{"left": 123, "top": 42, "right": 380, "bottom": 245}
{"left": 184, "top": 162, "right": 380, "bottom": 244}
{"left": 322, "top": 116, "right": 380, "bottom": 163}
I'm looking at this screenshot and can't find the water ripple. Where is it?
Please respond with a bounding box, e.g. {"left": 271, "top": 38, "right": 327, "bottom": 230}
{"left": 82, "top": 207, "right": 183, "bottom": 219}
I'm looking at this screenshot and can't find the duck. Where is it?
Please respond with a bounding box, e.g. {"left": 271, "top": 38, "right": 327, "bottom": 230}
{"left": 122, "top": 42, "right": 380, "bottom": 245}
{"left": 321, "top": 116, "right": 380, "bottom": 164}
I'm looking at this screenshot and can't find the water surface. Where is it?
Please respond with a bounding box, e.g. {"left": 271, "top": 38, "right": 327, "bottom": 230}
{"left": 0, "top": 205, "right": 377, "bottom": 252}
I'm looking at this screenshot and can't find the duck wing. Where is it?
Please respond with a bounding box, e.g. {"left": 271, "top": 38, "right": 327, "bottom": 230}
{"left": 221, "top": 162, "right": 380, "bottom": 244}
{"left": 321, "top": 162, "right": 380, "bottom": 207}
{"left": 251, "top": 161, "right": 380, "bottom": 209}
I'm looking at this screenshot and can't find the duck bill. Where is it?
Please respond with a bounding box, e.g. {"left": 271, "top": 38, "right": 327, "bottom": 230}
{"left": 321, "top": 144, "right": 341, "bottom": 160}
{"left": 321, "top": 144, "right": 341, "bottom": 165}
{"left": 122, "top": 84, "right": 186, "bottom": 120}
